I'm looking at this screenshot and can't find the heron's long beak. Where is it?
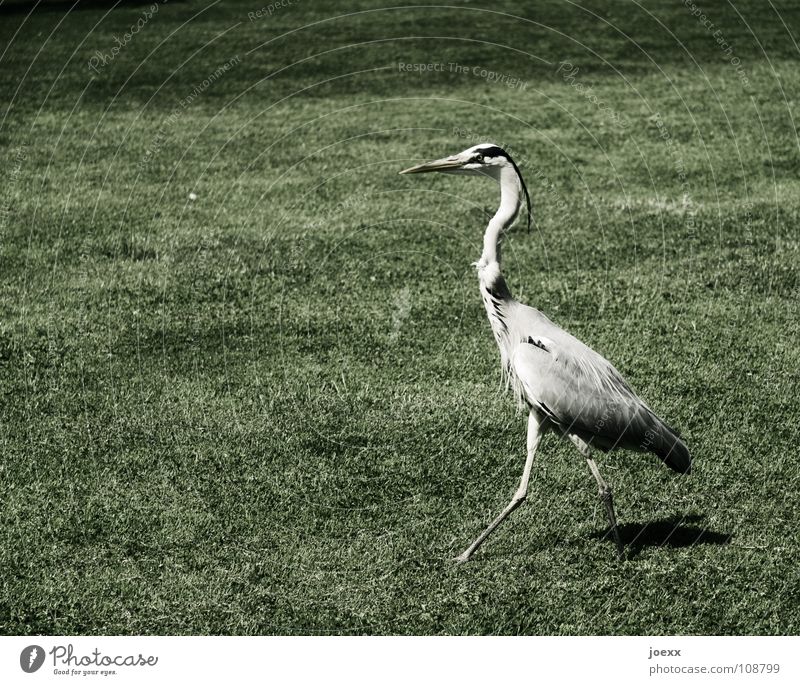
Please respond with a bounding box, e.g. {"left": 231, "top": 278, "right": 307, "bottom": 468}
{"left": 399, "top": 156, "right": 464, "bottom": 174}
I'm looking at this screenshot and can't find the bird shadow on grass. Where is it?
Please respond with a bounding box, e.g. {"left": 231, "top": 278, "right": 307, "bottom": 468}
{"left": 591, "top": 514, "right": 733, "bottom": 559}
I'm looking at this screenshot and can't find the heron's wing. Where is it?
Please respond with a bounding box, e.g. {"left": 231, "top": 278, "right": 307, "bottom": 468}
{"left": 510, "top": 334, "right": 654, "bottom": 452}
{"left": 504, "top": 306, "right": 691, "bottom": 471}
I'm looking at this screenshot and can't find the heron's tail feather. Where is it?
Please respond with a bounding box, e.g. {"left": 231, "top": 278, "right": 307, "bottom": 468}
{"left": 649, "top": 415, "right": 692, "bottom": 474}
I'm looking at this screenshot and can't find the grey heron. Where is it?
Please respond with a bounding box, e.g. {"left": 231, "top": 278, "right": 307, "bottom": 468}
{"left": 400, "top": 143, "right": 691, "bottom": 561}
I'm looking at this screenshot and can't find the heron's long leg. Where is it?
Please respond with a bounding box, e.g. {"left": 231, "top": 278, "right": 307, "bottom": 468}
{"left": 569, "top": 435, "right": 624, "bottom": 559}
{"left": 455, "top": 412, "right": 543, "bottom": 564}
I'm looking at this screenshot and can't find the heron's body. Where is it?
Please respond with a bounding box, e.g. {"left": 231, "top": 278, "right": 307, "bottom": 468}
{"left": 401, "top": 143, "right": 691, "bottom": 561}
{"left": 478, "top": 265, "right": 689, "bottom": 471}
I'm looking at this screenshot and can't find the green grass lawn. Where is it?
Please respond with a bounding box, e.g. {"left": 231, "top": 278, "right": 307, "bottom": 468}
{"left": 1, "top": 0, "right": 798, "bottom": 635}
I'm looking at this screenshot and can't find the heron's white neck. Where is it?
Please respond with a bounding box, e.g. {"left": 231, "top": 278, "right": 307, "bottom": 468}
{"left": 476, "top": 165, "right": 523, "bottom": 287}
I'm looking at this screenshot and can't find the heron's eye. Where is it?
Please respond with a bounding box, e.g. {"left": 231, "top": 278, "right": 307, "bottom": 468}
{"left": 474, "top": 153, "right": 484, "bottom": 163}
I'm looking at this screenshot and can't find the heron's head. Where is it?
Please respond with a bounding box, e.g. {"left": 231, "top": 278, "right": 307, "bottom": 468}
{"left": 400, "top": 143, "right": 518, "bottom": 177}
{"left": 400, "top": 143, "right": 532, "bottom": 230}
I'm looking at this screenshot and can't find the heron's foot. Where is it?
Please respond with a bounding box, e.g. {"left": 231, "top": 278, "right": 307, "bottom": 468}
{"left": 453, "top": 551, "right": 472, "bottom": 565}
{"left": 609, "top": 528, "right": 625, "bottom": 561}
{"left": 599, "top": 487, "right": 625, "bottom": 560}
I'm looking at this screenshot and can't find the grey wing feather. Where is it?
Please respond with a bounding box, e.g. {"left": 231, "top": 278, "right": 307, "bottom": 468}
{"left": 509, "top": 309, "right": 691, "bottom": 473}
